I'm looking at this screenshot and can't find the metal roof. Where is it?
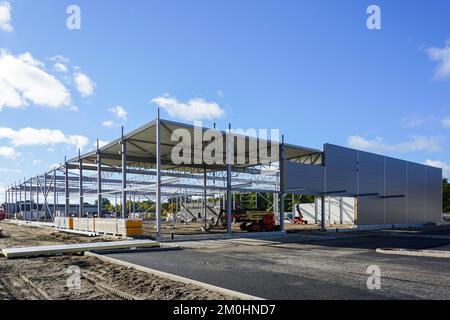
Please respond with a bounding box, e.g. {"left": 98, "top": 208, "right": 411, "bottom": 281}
{"left": 67, "top": 118, "right": 322, "bottom": 172}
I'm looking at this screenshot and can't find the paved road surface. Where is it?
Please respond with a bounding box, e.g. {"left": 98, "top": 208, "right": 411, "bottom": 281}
{"left": 104, "top": 231, "right": 450, "bottom": 299}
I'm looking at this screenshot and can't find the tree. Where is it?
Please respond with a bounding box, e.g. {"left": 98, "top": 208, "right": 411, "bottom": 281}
{"left": 95, "top": 198, "right": 114, "bottom": 213}
{"left": 443, "top": 179, "right": 450, "bottom": 213}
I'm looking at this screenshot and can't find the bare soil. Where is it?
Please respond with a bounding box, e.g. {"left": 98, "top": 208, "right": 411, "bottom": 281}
{"left": 0, "top": 221, "right": 231, "bottom": 300}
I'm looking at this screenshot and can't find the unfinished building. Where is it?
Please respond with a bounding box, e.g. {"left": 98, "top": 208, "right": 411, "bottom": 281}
{"left": 2, "top": 114, "right": 443, "bottom": 238}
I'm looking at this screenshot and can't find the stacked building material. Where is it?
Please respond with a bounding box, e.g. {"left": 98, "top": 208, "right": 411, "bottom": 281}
{"left": 72, "top": 217, "right": 95, "bottom": 231}
{"left": 54, "top": 217, "right": 143, "bottom": 236}
{"left": 55, "top": 217, "right": 73, "bottom": 229}
{"left": 94, "top": 218, "right": 143, "bottom": 236}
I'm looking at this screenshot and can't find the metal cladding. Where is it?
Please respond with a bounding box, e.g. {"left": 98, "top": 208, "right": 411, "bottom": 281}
{"left": 285, "top": 144, "right": 443, "bottom": 226}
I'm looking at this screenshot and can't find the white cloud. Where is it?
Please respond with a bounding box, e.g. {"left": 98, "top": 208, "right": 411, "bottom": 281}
{"left": 0, "top": 1, "right": 12, "bottom": 32}
{"left": 0, "top": 183, "right": 5, "bottom": 202}
{"left": 49, "top": 55, "right": 70, "bottom": 64}
{"left": 109, "top": 105, "right": 127, "bottom": 121}
{"left": 95, "top": 140, "right": 110, "bottom": 148}
{"left": 0, "top": 167, "right": 21, "bottom": 173}
{"left": 74, "top": 72, "right": 95, "bottom": 97}
{"left": 426, "top": 40, "right": 450, "bottom": 79}
{"left": 424, "top": 159, "right": 450, "bottom": 178}
{"left": 50, "top": 163, "right": 62, "bottom": 170}
{"left": 102, "top": 106, "right": 127, "bottom": 128}
{"left": 0, "top": 146, "right": 18, "bottom": 159}
{"left": 32, "top": 159, "right": 42, "bottom": 165}
{"left": 151, "top": 94, "right": 225, "bottom": 121}
{"left": 53, "top": 62, "right": 68, "bottom": 73}
{"left": 347, "top": 135, "right": 443, "bottom": 154}
{"left": 102, "top": 120, "right": 115, "bottom": 128}
{"left": 400, "top": 114, "right": 438, "bottom": 128}
{"left": 0, "top": 51, "right": 72, "bottom": 110}
{"left": 442, "top": 117, "right": 450, "bottom": 128}
{"left": 0, "top": 127, "right": 89, "bottom": 151}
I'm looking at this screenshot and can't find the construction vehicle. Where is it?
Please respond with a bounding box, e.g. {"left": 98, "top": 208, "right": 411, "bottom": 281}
{"left": 208, "top": 209, "right": 276, "bottom": 232}
{"left": 293, "top": 204, "right": 308, "bottom": 224}
{"left": 0, "top": 204, "right": 6, "bottom": 221}
{"left": 236, "top": 211, "right": 276, "bottom": 232}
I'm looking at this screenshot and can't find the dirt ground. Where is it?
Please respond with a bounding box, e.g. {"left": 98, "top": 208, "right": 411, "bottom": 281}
{"left": 0, "top": 221, "right": 231, "bottom": 300}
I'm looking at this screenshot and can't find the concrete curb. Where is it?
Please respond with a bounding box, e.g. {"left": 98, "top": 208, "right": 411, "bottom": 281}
{"left": 85, "top": 251, "right": 264, "bottom": 300}
{"left": 157, "top": 231, "right": 286, "bottom": 243}
{"left": 376, "top": 248, "right": 450, "bottom": 258}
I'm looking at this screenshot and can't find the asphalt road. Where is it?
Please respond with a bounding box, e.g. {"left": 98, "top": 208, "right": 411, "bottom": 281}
{"left": 104, "top": 232, "right": 450, "bottom": 300}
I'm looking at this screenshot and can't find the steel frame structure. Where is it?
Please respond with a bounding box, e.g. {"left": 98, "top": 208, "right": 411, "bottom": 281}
{"left": 3, "top": 114, "right": 322, "bottom": 237}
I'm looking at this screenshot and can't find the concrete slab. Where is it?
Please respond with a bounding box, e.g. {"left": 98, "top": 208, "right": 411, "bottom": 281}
{"left": 1, "top": 240, "right": 159, "bottom": 258}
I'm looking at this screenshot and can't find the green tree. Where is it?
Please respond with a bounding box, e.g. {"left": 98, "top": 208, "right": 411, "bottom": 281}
{"left": 443, "top": 178, "right": 450, "bottom": 212}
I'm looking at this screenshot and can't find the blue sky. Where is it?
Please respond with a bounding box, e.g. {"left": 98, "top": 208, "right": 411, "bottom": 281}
{"left": 1, "top": 0, "right": 450, "bottom": 199}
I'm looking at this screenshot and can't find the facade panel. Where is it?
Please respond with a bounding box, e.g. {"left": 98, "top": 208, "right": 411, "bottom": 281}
{"left": 426, "top": 166, "right": 443, "bottom": 224}
{"left": 284, "top": 144, "right": 442, "bottom": 226}
{"left": 385, "top": 157, "right": 407, "bottom": 224}
{"left": 324, "top": 144, "right": 357, "bottom": 195}
{"left": 407, "top": 162, "right": 427, "bottom": 223}
{"left": 284, "top": 161, "right": 324, "bottom": 195}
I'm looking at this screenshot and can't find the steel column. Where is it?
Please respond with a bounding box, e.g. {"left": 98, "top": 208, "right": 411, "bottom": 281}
{"left": 321, "top": 196, "right": 326, "bottom": 231}
{"left": 79, "top": 153, "right": 83, "bottom": 218}
{"left": 53, "top": 169, "right": 57, "bottom": 219}
{"left": 6, "top": 188, "right": 9, "bottom": 215}
{"left": 204, "top": 167, "right": 207, "bottom": 229}
{"left": 156, "top": 109, "right": 162, "bottom": 237}
{"left": 24, "top": 178, "right": 27, "bottom": 220}
{"left": 36, "top": 175, "right": 40, "bottom": 221}
{"left": 30, "top": 178, "right": 33, "bottom": 221}
{"left": 19, "top": 180, "right": 22, "bottom": 215}
{"left": 44, "top": 173, "right": 47, "bottom": 221}
{"left": 97, "top": 142, "right": 102, "bottom": 218}
{"left": 65, "top": 161, "right": 69, "bottom": 217}
{"left": 121, "top": 128, "right": 127, "bottom": 219}
{"left": 226, "top": 123, "right": 232, "bottom": 234}
{"left": 279, "top": 135, "right": 285, "bottom": 232}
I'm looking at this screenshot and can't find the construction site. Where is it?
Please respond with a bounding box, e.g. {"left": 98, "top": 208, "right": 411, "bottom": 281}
{"left": 1, "top": 115, "right": 449, "bottom": 300}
